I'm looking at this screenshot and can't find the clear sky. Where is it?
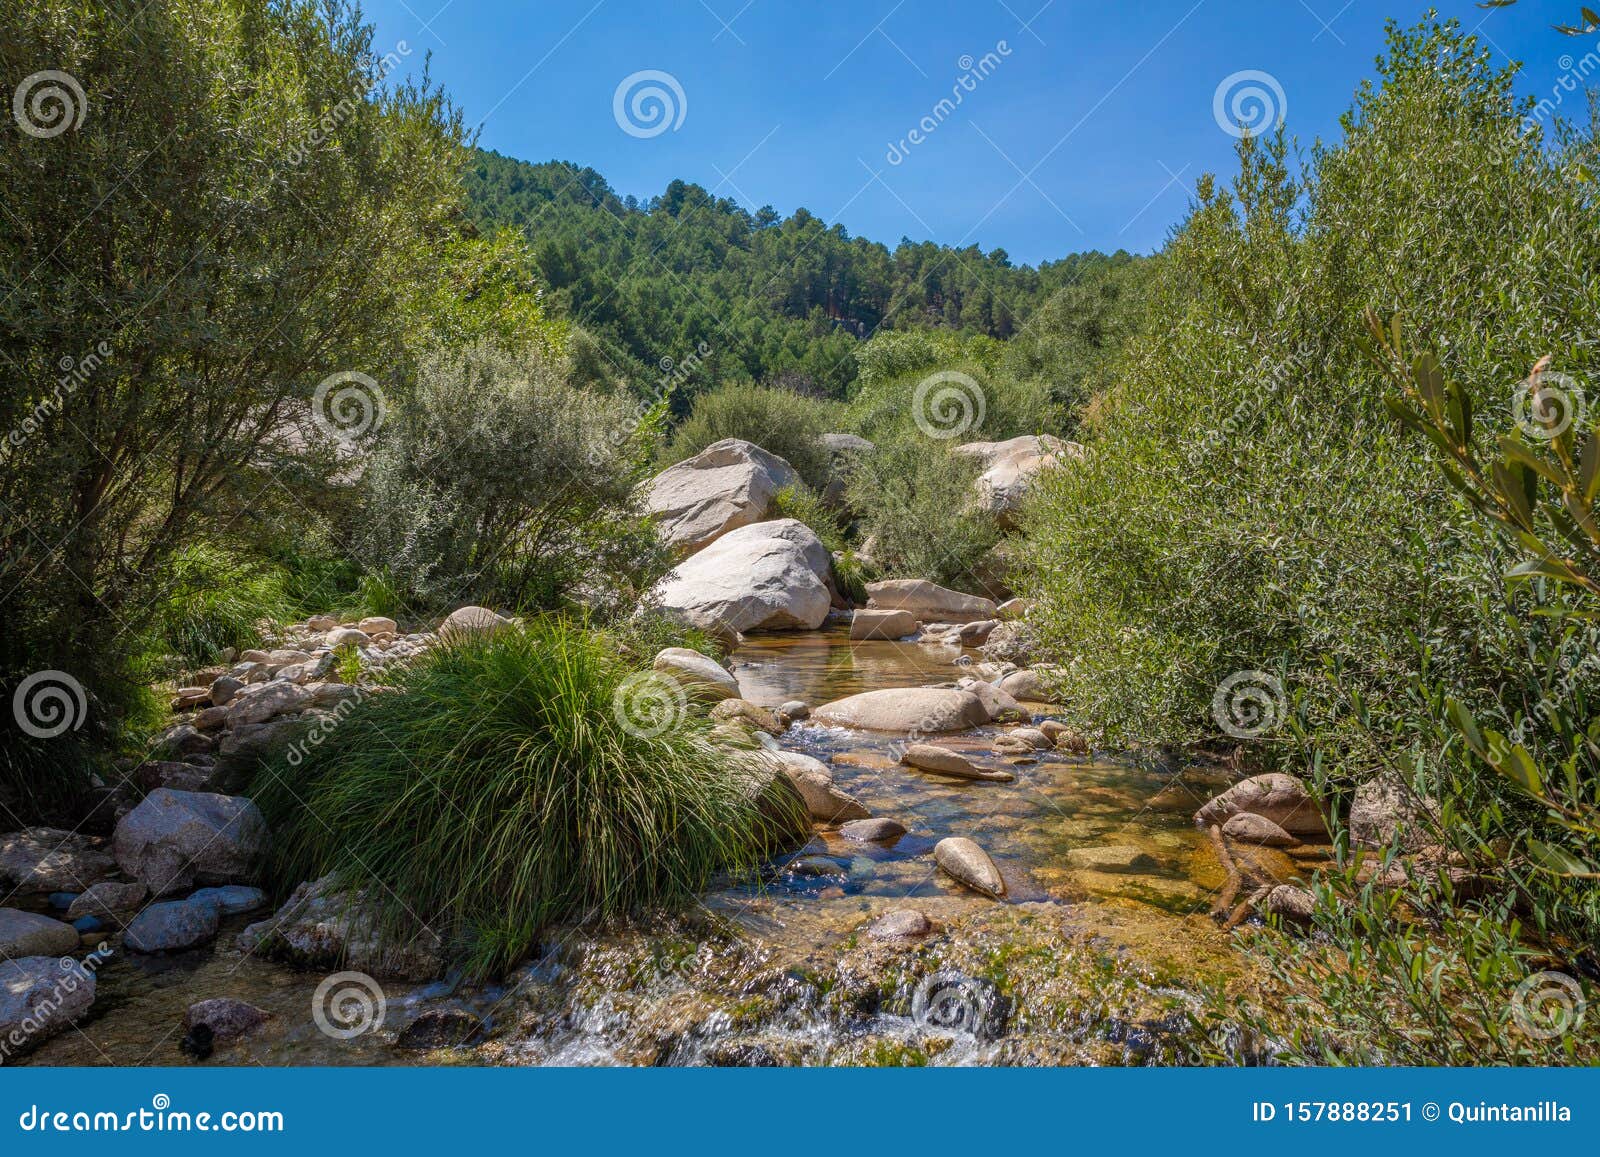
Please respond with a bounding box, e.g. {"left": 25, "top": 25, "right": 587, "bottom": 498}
{"left": 363, "top": 0, "right": 1588, "bottom": 265}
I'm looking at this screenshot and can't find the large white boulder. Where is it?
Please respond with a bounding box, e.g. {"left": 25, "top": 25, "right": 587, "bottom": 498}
{"left": 113, "top": 789, "right": 268, "bottom": 897}
{"left": 865, "top": 579, "right": 996, "bottom": 623}
{"left": 651, "top": 648, "right": 740, "bottom": 701}
{"left": 811, "top": 687, "right": 989, "bottom": 734}
{"left": 644, "top": 438, "right": 799, "bottom": 553}
{"left": 653, "top": 519, "right": 831, "bottom": 634}
{"left": 952, "top": 434, "right": 1082, "bottom": 528}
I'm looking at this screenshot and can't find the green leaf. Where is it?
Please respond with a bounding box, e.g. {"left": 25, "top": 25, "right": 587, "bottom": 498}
{"left": 1445, "top": 698, "right": 1486, "bottom": 755}
{"left": 1484, "top": 734, "right": 1544, "bottom": 796}
{"left": 1527, "top": 839, "right": 1599, "bottom": 877}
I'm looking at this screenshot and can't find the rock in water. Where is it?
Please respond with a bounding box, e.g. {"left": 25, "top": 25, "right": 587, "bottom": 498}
{"left": 653, "top": 519, "right": 832, "bottom": 633}
{"left": 849, "top": 608, "right": 918, "bottom": 641}
{"left": 900, "top": 744, "right": 1012, "bottom": 782}
{"left": 124, "top": 898, "right": 222, "bottom": 953}
{"left": 185, "top": 997, "right": 270, "bottom": 1042}
{"left": 0, "top": 828, "right": 116, "bottom": 894}
{"left": 708, "top": 699, "right": 784, "bottom": 735}
{"left": 652, "top": 647, "right": 740, "bottom": 700}
{"left": 867, "top": 909, "right": 933, "bottom": 941}
{"left": 1194, "top": 773, "right": 1327, "bottom": 838}
{"left": 0, "top": 909, "right": 81, "bottom": 957}
{"left": 643, "top": 438, "right": 799, "bottom": 553}
{"left": 235, "top": 876, "right": 444, "bottom": 981}
{"left": 864, "top": 579, "right": 997, "bottom": 623}
{"left": 1066, "top": 846, "right": 1159, "bottom": 874}
{"left": 811, "top": 688, "right": 989, "bottom": 734}
{"left": 0, "top": 956, "right": 96, "bottom": 1055}
{"left": 839, "top": 817, "right": 907, "bottom": 842}
{"left": 396, "top": 1009, "right": 486, "bottom": 1050}
{"left": 1262, "top": 884, "right": 1317, "bottom": 926}
{"left": 934, "top": 837, "right": 1007, "bottom": 898}
{"left": 113, "top": 788, "right": 268, "bottom": 897}
{"left": 996, "top": 668, "right": 1059, "bottom": 704}
{"left": 1221, "top": 812, "right": 1298, "bottom": 847}
{"left": 67, "top": 880, "right": 148, "bottom": 922}
{"left": 763, "top": 751, "right": 869, "bottom": 823}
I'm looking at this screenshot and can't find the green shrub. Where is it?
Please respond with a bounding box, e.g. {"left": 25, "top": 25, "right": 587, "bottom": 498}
{"left": 845, "top": 438, "right": 1000, "bottom": 594}
{"left": 851, "top": 329, "right": 1004, "bottom": 393}
{"left": 251, "top": 619, "right": 801, "bottom": 977}
{"left": 662, "top": 381, "right": 841, "bottom": 489}
{"left": 845, "top": 364, "right": 1056, "bottom": 446}
{"left": 1019, "top": 18, "right": 1600, "bottom": 755}
{"left": 771, "top": 484, "right": 869, "bottom": 603}
{"left": 358, "top": 342, "right": 670, "bottom": 617}
{"left": 149, "top": 546, "right": 293, "bottom": 671}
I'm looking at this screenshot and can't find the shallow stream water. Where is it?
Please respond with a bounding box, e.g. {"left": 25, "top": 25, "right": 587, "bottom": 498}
{"left": 25, "top": 627, "right": 1318, "bottom": 1067}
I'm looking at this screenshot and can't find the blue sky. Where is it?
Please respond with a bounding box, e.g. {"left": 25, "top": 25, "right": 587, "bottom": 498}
{"left": 364, "top": 0, "right": 1586, "bottom": 264}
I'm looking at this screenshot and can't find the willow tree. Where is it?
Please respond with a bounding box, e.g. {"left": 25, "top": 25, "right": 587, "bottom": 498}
{"left": 0, "top": 0, "right": 471, "bottom": 804}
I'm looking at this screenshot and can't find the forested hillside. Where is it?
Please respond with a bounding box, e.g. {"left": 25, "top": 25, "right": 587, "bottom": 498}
{"left": 464, "top": 149, "right": 1141, "bottom": 398}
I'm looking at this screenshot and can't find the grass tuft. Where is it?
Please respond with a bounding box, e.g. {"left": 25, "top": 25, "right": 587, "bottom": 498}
{"left": 251, "top": 618, "right": 801, "bottom": 977}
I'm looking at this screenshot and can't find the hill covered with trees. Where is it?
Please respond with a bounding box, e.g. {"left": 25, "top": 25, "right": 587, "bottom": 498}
{"left": 464, "top": 150, "right": 1143, "bottom": 400}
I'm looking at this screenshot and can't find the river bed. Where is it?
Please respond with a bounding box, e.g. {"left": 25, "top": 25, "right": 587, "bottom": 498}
{"left": 23, "top": 627, "right": 1313, "bottom": 1066}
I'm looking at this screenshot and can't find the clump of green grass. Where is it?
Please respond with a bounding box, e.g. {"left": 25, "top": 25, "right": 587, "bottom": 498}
{"left": 150, "top": 546, "right": 293, "bottom": 670}
{"left": 251, "top": 619, "right": 802, "bottom": 977}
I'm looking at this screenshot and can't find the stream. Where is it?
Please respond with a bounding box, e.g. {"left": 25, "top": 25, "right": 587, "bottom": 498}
{"left": 22, "top": 626, "right": 1314, "bottom": 1067}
